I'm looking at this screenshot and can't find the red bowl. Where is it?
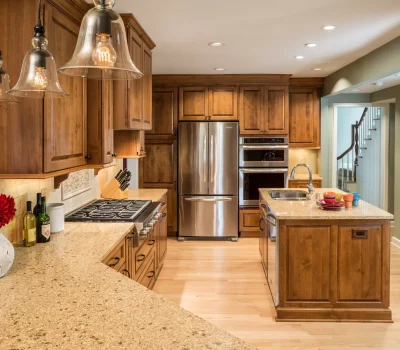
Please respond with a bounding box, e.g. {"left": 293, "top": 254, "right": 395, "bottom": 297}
{"left": 324, "top": 197, "right": 336, "bottom": 204}
{"left": 323, "top": 191, "right": 336, "bottom": 198}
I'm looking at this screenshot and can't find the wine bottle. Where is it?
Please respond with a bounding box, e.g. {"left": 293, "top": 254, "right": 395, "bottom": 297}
{"left": 23, "top": 201, "right": 36, "bottom": 247}
{"left": 33, "top": 193, "right": 41, "bottom": 217}
{"left": 37, "top": 196, "right": 51, "bottom": 243}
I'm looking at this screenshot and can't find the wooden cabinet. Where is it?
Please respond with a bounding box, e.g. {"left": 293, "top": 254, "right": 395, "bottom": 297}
{"left": 179, "top": 86, "right": 238, "bottom": 121}
{"left": 113, "top": 14, "right": 155, "bottom": 131}
{"left": 289, "top": 179, "right": 322, "bottom": 189}
{"left": 240, "top": 208, "right": 260, "bottom": 237}
{"left": 157, "top": 196, "right": 168, "bottom": 274}
{"left": 259, "top": 213, "right": 267, "bottom": 271}
{"left": 139, "top": 139, "right": 178, "bottom": 233}
{"left": 147, "top": 87, "right": 178, "bottom": 137}
{"left": 275, "top": 219, "right": 391, "bottom": 322}
{"left": 289, "top": 86, "right": 321, "bottom": 148}
{"left": 113, "top": 130, "right": 145, "bottom": 158}
{"left": 239, "top": 86, "right": 264, "bottom": 134}
{"left": 239, "top": 85, "right": 288, "bottom": 135}
{"left": 104, "top": 238, "right": 127, "bottom": 272}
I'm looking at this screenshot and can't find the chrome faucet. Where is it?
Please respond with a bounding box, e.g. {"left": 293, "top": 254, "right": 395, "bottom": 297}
{"left": 290, "top": 163, "right": 315, "bottom": 196}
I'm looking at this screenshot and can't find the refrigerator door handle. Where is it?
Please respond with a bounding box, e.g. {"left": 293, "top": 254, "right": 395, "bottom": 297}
{"left": 204, "top": 134, "right": 208, "bottom": 183}
{"left": 210, "top": 134, "right": 214, "bottom": 183}
{"left": 185, "top": 197, "right": 232, "bottom": 202}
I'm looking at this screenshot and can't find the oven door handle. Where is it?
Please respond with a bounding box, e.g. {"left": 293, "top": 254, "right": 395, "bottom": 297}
{"left": 240, "top": 145, "right": 289, "bottom": 150}
{"left": 240, "top": 168, "right": 288, "bottom": 173}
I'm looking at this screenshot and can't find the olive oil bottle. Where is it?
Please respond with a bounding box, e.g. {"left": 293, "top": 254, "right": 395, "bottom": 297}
{"left": 23, "top": 201, "right": 36, "bottom": 247}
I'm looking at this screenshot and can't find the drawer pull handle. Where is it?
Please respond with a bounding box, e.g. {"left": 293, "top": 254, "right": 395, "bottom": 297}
{"left": 162, "top": 213, "right": 167, "bottom": 217}
{"left": 137, "top": 254, "right": 146, "bottom": 262}
{"left": 161, "top": 202, "right": 166, "bottom": 206}
{"left": 352, "top": 230, "right": 368, "bottom": 239}
{"left": 148, "top": 240, "right": 156, "bottom": 246}
{"left": 147, "top": 271, "right": 155, "bottom": 278}
{"left": 123, "top": 269, "right": 131, "bottom": 278}
{"left": 108, "top": 257, "right": 120, "bottom": 267}
{"left": 259, "top": 218, "right": 264, "bottom": 232}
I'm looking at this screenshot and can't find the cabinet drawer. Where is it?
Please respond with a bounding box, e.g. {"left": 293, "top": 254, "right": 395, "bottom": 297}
{"left": 135, "top": 236, "right": 156, "bottom": 274}
{"left": 138, "top": 251, "right": 156, "bottom": 289}
{"left": 289, "top": 180, "right": 322, "bottom": 189}
{"left": 118, "top": 263, "right": 131, "bottom": 279}
{"left": 104, "top": 239, "right": 126, "bottom": 271}
{"left": 239, "top": 208, "right": 260, "bottom": 232}
{"left": 159, "top": 194, "right": 167, "bottom": 213}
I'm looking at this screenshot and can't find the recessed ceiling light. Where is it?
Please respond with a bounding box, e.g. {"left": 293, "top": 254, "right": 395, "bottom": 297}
{"left": 214, "top": 68, "right": 226, "bottom": 71}
{"left": 374, "top": 82, "right": 384, "bottom": 87}
{"left": 208, "top": 42, "right": 225, "bottom": 47}
{"left": 294, "top": 56, "right": 304, "bottom": 60}
{"left": 322, "top": 25, "right": 337, "bottom": 31}
{"left": 305, "top": 43, "right": 317, "bottom": 48}
{"left": 353, "top": 89, "right": 362, "bottom": 92}
{"left": 312, "top": 68, "right": 322, "bottom": 71}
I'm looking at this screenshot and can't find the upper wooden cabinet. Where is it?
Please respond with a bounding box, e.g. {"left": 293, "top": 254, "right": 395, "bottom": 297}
{"left": 0, "top": 0, "right": 89, "bottom": 176}
{"left": 239, "top": 85, "right": 288, "bottom": 135}
{"left": 113, "top": 15, "right": 155, "bottom": 131}
{"left": 289, "top": 85, "right": 321, "bottom": 148}
{"left": 179, "top": 86, "right": 238, "bottom": 121}
{"left": 148, "top": 88, "right": 178, "bottom": 137}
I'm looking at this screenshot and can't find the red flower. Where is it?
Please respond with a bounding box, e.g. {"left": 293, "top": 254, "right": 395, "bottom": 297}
{"left": 0, "top": 194, "right": 16, "bottom": 229}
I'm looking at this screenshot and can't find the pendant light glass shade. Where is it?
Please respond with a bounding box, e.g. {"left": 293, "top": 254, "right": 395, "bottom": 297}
{"left": 8, "top": 32, "right": 67, "bottom": 99}
{"left": 58, "top": 0, "right": 143, "bottom": 80}
{"left": 0, "top": 51, "right": 19, "bottom": 107}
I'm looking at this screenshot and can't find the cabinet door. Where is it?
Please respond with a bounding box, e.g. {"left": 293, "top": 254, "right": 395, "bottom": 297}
{"left": 209, "top": 86, "right": 238, "bottom": 120}
{"left": 43, "top": 3, "right": 87, "bottom": 172}
{"left": 139, "top": 139, "right": 178, "bottom": 232}
{"left": 179, "top": 87, "right": 209, "bottom": 120}
{"left": 147, "top": 88, "right": 178, "bottom": 137}
{"left": 113, "top": 27, "right": 143, "bottom": 130}
{"left": 142, "top": 42, "right": 153, "bottom": 130}
{"left": 239, "top": 86, "right": 264, "bottom": 135}
{"left": 265, "top": 86, "right": 289, "bottom": 135}
{"left": 289, "top": 88, "right": 321, "bottom": 148}
{"left": 337, "top": 225, "right": 384, "bottom": 302}
{"left": 240, "top": 208, "right": 260, "bottom": 233}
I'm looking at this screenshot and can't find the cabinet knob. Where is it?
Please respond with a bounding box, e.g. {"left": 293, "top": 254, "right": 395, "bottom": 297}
{"left": 112, "top": 153, "right": 117, "bottom": 157}
{"left": 85, "top": 154, "right": 91, "bottom": 160}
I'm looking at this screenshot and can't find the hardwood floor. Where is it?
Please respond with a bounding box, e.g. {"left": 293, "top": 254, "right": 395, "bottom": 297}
{"left": 153, "top": 238, "right": 400, "bottom": 350}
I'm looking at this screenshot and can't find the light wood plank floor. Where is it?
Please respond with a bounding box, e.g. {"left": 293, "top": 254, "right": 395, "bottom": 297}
{"left": 153, "top": 238, "right": 400, "bottom": 350}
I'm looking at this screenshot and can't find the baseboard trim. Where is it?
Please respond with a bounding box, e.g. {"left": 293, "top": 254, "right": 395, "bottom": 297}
{"left": 391, "top": 236, "right": 400, "bottom": 249}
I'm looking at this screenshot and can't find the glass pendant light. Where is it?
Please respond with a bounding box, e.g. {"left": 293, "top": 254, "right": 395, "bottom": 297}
{"left": 58, "top": 0, "right": 142, "bottom": 80}
{"left": 0, "top": 51, "right": 19, "bottom": 108}
{"left": 8, "top": 0, "right": 67, "bottom": 98}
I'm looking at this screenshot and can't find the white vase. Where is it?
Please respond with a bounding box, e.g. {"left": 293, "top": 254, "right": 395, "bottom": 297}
{"left": 0, "top": 231, "right": 14, "bottom": 278}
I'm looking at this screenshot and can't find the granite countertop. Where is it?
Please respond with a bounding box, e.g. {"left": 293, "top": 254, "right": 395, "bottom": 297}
{"left": 289, "top": 174, "right": 323, "bottom": 181}
{"left": 0, "top": 221, "right": 254, "bottom": 350}
{"left": 127, "top": 188, "right": 168, "bottom": 202}
{"left": 259, "top": 188, "right": 394, "bottom": 220}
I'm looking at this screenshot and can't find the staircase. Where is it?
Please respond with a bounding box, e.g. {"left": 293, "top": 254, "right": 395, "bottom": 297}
{"left": 337, "top": 107, "right": 382, "bottom": 195}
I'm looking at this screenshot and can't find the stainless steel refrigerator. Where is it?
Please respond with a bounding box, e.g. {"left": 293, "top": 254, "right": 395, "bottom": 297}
{"left": 178, "top": 121, "right": 239, "bottom": 240}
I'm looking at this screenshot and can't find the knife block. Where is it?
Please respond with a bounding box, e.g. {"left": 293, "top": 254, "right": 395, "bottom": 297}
{"left": 101, "top": 178, "right": 129, "bottom": 200}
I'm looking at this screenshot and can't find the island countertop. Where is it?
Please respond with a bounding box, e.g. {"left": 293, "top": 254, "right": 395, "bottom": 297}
{"left": 259, "top": 188, "right": 393, "bottom": 220}
{"left": 0, "top": 222, "right": 254, "bottom": 350}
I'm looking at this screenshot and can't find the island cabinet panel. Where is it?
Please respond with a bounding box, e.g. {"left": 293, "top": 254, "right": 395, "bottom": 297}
{"left": 239, "top": 86, "right": 264, "bottom": 135}
{"left": 289, "top": 87, "right": 321, "bottom": 148}
{"left": 43, "top": 1, "right": 87, "bottom": 172}
{"left": 208, "top": 87, "right": 238, "bottom": 120}
{"left": 337, "top": 225, "right": 383, "bottom": 302}
{"left": 147, "top": 88, "right": 178, "bottom": 137}
{"left": 284, "top": 226, "right": 332, "bottom": 302}
{"left": 265, "top": 86, "right": 289, "bottom": 135}
{"left": 179, "top": 87, "right": 209, "bottom": 120}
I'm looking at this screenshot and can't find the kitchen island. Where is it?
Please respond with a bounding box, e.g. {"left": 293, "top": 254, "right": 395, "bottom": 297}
{"left": 259, "top": 188, "right": 393, "bottom": 323}
{"left": 0, "top": 189, "right": 253, "bottom": 350}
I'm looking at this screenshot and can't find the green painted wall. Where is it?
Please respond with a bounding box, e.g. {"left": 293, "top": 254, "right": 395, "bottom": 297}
{"left": 324, "top": 37, "right": 400, "bottom": 96}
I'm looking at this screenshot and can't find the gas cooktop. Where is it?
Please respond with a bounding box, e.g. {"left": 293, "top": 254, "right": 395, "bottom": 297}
{"left": 64, "top": 199, "right": 152, "bottom": 223}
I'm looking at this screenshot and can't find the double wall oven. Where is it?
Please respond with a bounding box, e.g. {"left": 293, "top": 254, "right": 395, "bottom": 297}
{"left": 239, "top": 137, "right": 289, "bottom": 207}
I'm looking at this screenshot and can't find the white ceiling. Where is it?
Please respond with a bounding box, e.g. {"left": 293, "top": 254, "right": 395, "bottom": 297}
{"left": 97, "top": 0, "right": 400, "bottom": 77}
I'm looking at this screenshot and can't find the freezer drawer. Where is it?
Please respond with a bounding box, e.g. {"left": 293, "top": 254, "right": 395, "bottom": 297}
{"left": 179, "top": 196, "right": 238, "bottom": 238}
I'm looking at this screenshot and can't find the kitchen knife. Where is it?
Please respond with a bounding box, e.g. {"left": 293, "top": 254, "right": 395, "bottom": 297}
{"left": 121, "top": 182, "right": 130, "bottom": 191}
{"left": 115, "top": 169, "right": 123, "bottom": 181}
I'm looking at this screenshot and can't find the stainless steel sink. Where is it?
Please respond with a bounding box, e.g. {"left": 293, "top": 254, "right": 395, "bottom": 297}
{"left": 268, "top": 191, "right": 310, "bottom": 201}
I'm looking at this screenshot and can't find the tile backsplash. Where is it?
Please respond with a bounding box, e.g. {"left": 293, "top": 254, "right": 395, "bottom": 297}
{"left": 0, "top": 161, "right": 122, "bottom": 244}
{"left": 288, "top": 149, "right": 321, "bottom": 176}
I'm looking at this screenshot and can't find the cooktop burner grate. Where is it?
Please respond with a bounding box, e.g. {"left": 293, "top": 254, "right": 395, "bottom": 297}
{"left": 64, "top": 199, "right": 152, "bottom": 222}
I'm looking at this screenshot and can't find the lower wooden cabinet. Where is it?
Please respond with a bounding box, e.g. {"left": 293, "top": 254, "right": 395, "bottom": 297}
{"left": 240, "top": 208, "right": 260, "bottom": 237}
{"left": 103, "top": 199, "right": 168, "bottom": 290}
{"left": 288, "top": 180, "right": 322, "bottom": 189}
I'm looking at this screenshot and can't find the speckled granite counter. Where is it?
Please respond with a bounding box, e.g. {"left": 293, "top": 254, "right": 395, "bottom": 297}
{"left": 127, "top": 188, "right": 168, "bottom": 202}
{"left": 0, "top": 221, "right": 254, "bottom": 350}
{"left": 260, "top": 188, "right": 393, "bottom": 220}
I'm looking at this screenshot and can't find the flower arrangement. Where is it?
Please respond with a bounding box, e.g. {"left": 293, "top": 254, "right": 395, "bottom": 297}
{"left": 0, "top": 194, "right": 16, "bottom": 229}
